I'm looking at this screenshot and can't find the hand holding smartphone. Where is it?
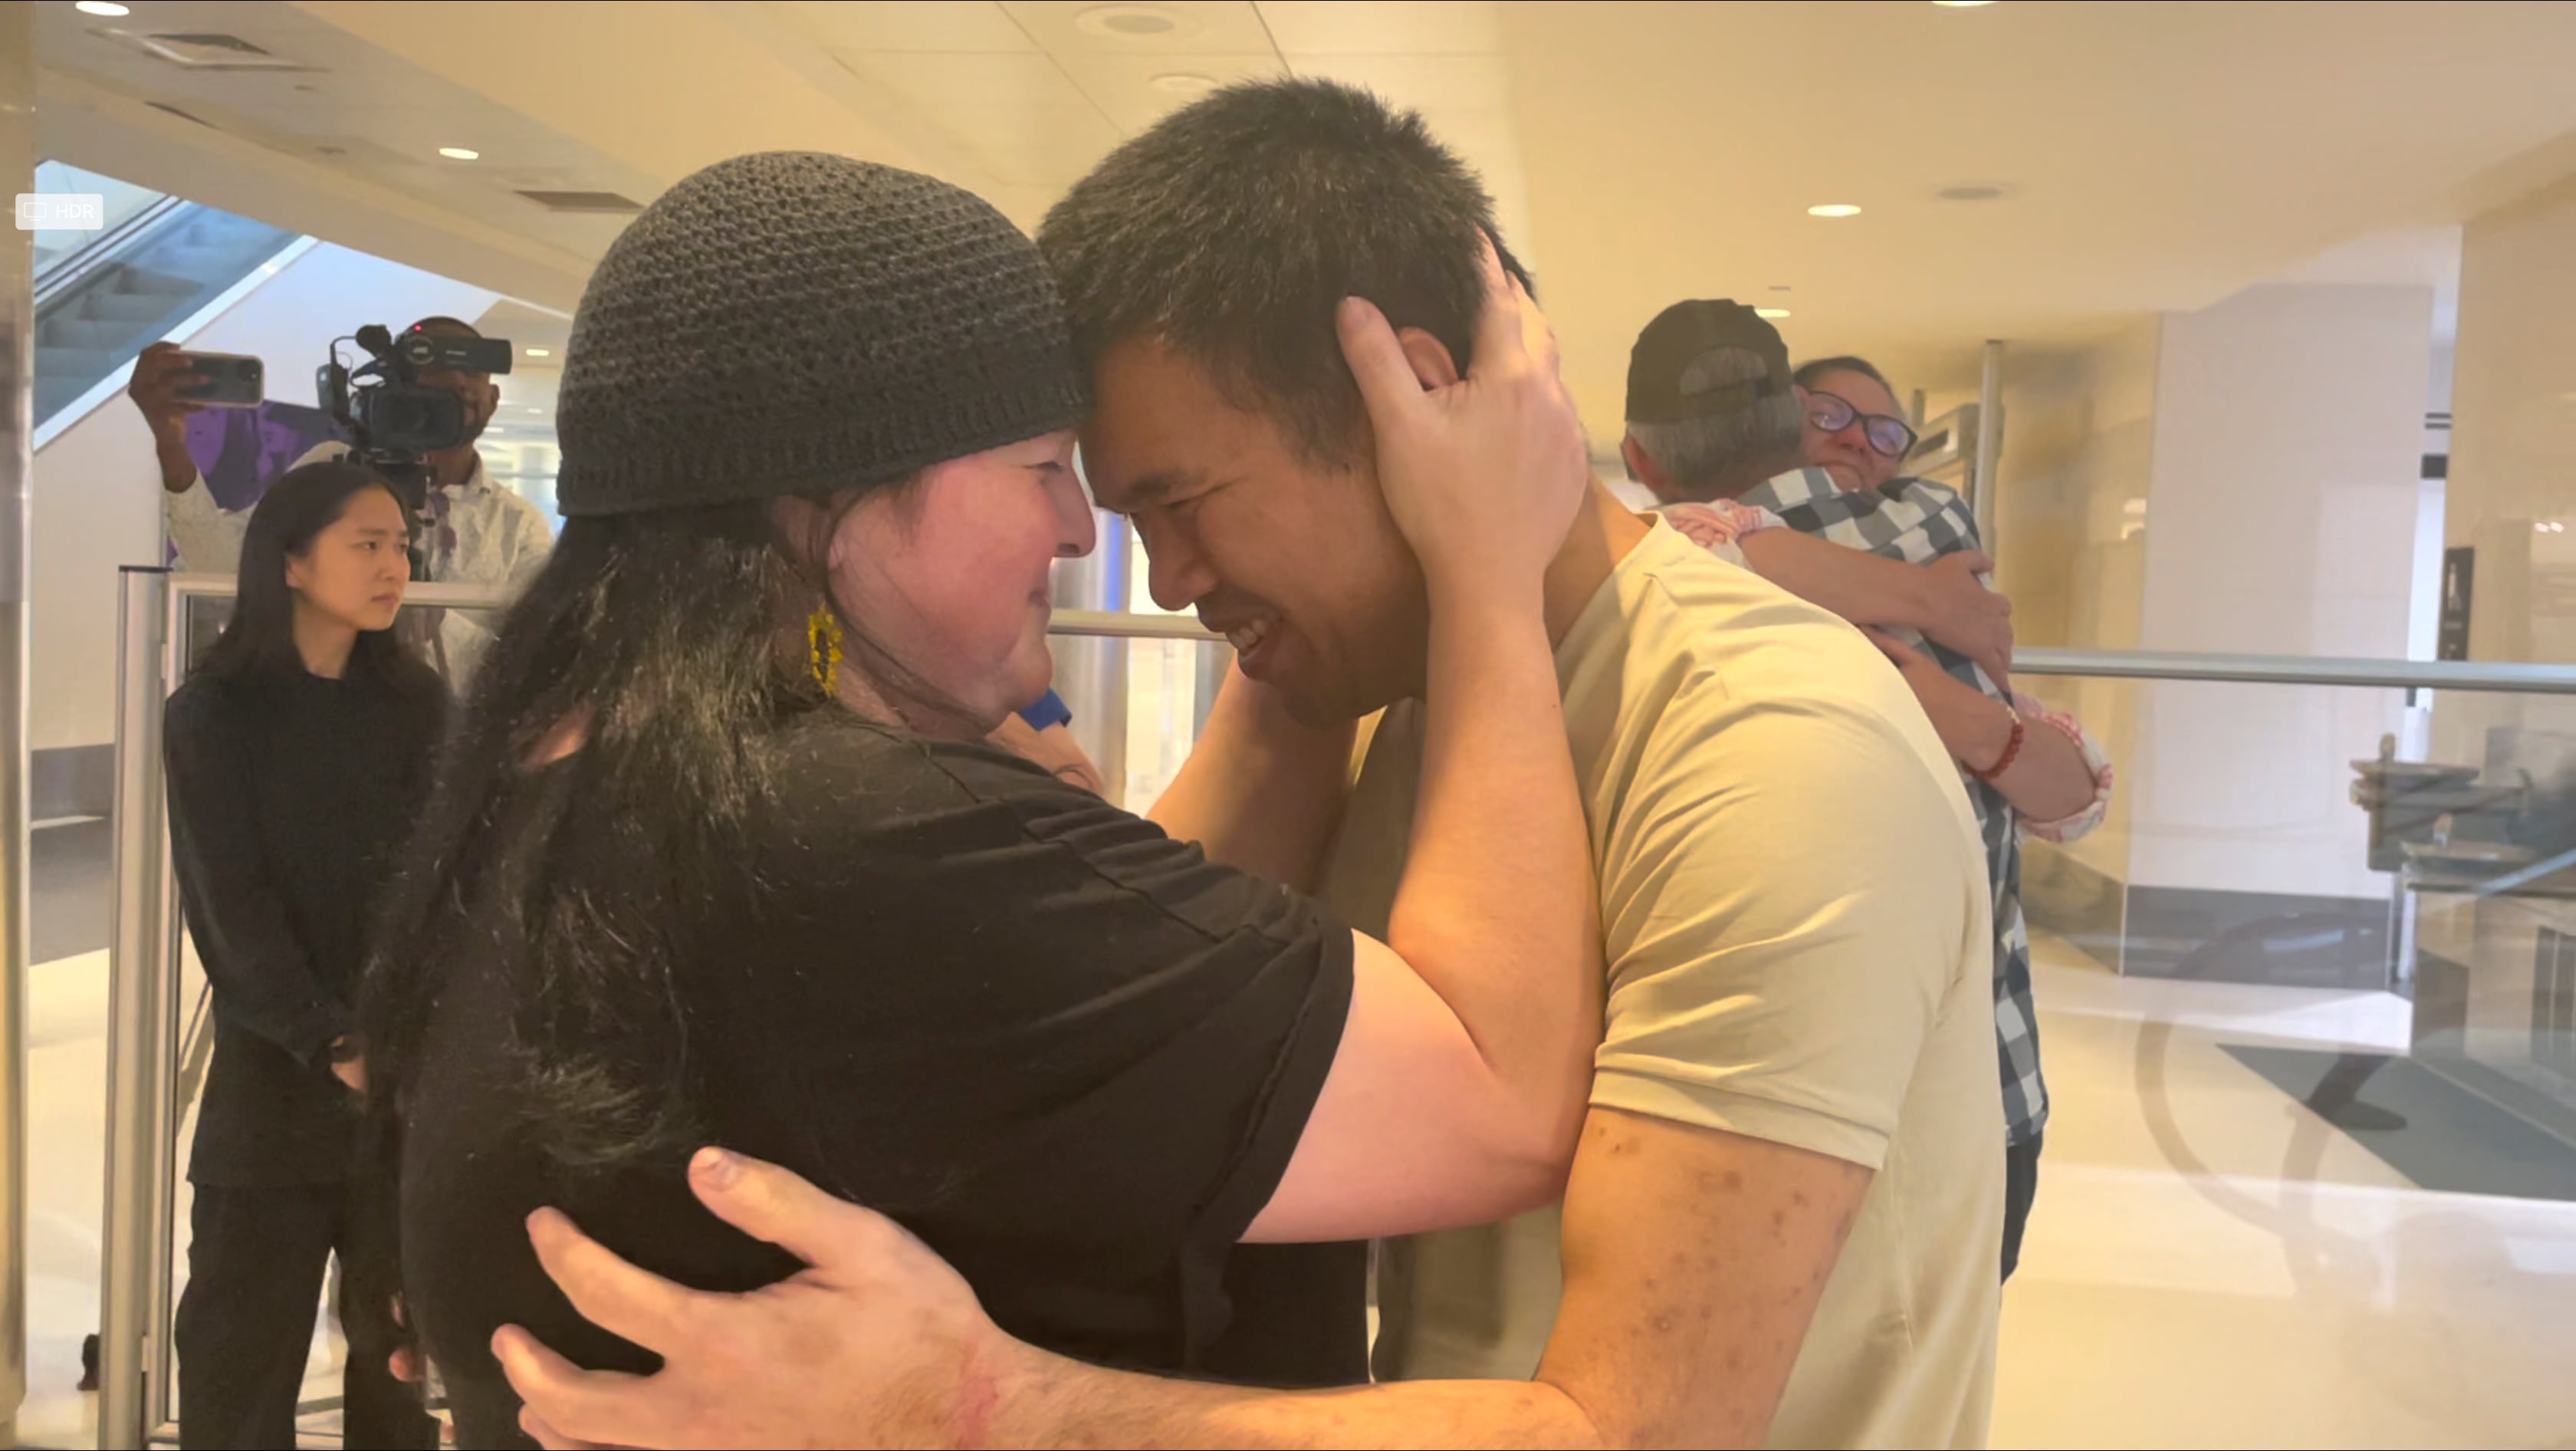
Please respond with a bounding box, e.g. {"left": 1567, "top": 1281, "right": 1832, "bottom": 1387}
{"left": 171, "top": 351, "right": 265, "bottom": 409}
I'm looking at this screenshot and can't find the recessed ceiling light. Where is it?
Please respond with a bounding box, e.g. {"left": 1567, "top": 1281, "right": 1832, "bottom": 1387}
{"left": 524, "top": 347, "right": 551, "bottom": 357}
{"left": 74, "top": 1, "right": 130, "bottom": 15}
{"left": 1075, "top": 5, "right": 1181, "bottom": 38}
{"left": 1755, "top": 308, "right": 1792, "bottom": 320}
{"left": 1152, "top": 73, "right": 1221, "bottom": 95}
{"left": 1807, "top": 204, "right": 1862, "bottom": 219}
{"left": 438, "top": 146, "right": 480, "bottom": 161}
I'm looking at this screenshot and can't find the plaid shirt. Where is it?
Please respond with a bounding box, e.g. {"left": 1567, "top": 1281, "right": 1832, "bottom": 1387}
{"left": 1671, "top": 469, "right": 2050, "bottom": 1146}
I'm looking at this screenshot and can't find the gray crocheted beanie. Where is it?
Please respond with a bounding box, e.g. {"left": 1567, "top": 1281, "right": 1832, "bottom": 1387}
{"left": 555, "top": 152, "right": 1089, "bottom": 516}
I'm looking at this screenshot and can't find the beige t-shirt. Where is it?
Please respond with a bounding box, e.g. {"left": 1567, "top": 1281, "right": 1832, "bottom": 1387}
{"left": 1326, "top": 519, "right": 2003, "bottom": 1449}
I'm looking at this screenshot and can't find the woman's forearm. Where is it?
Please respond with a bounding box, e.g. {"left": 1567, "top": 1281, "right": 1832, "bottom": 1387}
{"left": 1911, "top": 672, "right": 2098, "bottom": 821}
{"left": 1385, "top": 586, "right": 1602, "bottom": 1166}
{"left": 1986, "top": 706, "right": 2098, "bottom": 823}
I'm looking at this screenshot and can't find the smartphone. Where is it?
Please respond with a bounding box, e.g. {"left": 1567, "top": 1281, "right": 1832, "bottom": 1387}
{"left": 173, "top": 351, "right": 265, "bottom": 409}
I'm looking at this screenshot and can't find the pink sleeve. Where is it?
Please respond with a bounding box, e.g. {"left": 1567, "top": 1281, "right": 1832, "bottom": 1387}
{"left": 1659, "top": 500, "right": 1785, "bottom": 553}
{"left": 2011, "top": 692, "right": 2114, "bottom": 843}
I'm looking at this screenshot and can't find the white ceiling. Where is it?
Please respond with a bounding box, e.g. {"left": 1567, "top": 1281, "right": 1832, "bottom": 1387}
{"left": 32, "top": 0, "right": 2576, "bottom": 441}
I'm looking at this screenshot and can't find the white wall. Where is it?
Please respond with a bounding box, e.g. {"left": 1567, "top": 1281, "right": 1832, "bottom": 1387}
{"left": 32, "top": 242, "right": 498, "bottom": 752}
{"left": 2125, "top": 283, "right": 2434, "bottom": 900}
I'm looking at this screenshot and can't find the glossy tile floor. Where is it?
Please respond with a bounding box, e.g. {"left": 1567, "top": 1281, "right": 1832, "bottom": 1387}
{"left": 18, "top": 934, "right": 2576, "bottom": 1447}
{"left": 1993, "top": 937, "right": 2576, "bottom": 1449}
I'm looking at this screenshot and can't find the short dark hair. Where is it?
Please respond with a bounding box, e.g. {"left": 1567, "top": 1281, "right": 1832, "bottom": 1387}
{"left": 1793, "top": 354, "right": 1898, "bottom": 399}
{"left": 409, "top": 315, "right": 481, "bottom": 336}
{"left": 1038, "top": 78, "right": 1531, "bottom": 466}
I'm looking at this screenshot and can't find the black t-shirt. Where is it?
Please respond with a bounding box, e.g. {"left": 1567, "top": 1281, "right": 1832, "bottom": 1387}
{"left": 165, "top": 667, "right": 443, "bottom": 1186}
{"left": 402, "top": 716, "right": 1365, "bottom": 1431}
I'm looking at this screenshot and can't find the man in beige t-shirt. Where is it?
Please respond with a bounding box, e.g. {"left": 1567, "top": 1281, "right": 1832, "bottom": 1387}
{"left": 1332, "top": 517, "right": 2002, "bottom": 1448}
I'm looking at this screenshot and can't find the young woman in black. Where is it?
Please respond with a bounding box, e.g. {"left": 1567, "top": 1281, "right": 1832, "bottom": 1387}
{"left": 364, "top": 152, "right": 1600, "bottom": 1449}
{"left": 165, "top": 459, "right": 446, "bottom": 1449}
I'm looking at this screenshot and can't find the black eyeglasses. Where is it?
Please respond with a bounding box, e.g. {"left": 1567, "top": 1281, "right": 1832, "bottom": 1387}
{"left": 1807, "top": 392, "right": 1917, "bottom": 460}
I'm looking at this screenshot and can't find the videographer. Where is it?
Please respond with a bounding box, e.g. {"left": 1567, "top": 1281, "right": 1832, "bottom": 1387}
{"left": 128, "top": 316, "right": 554, "bottom": 600}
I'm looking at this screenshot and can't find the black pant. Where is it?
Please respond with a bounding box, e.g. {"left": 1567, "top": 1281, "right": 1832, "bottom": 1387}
{"left": 2001, "top": 1130, "right": 2044, "bottom": 1283}
{"left": 176, "top": 1180, "right": 438, "bottom": 1450}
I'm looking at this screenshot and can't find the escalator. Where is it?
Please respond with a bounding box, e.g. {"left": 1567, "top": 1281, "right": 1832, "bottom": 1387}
{"left": 31, "top": 161, "right": 301, "bottom": 428}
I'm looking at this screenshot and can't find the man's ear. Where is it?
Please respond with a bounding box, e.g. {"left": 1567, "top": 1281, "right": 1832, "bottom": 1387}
{"left": 1621, "top": 433, "right": 1677, "bottom": 503}
{"left": 1393, "top": 327, "right": 1462, "bottom": 391}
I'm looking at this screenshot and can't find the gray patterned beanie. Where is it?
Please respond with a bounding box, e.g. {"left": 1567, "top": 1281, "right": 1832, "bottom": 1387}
{"left": 555, "top": 152, "right": 1089, "bottom": 516}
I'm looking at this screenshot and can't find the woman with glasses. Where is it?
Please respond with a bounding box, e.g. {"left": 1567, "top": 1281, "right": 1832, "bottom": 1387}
{"left": 1794, "top": 356, "right": 1921, "bottom": 493}
{"left": 1778, "top": 351, "right": 2113, "bottom": 1281}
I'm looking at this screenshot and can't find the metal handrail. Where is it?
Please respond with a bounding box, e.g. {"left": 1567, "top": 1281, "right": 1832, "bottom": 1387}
{"left": 1055, "top": 606, "right": 2576, "bottom": 696}
{"left": 2006, "top": 647, "right": 2576, "bottom": 695}
{"left": 161, "top": 573, "right": 517, "bottom": 610}
{"left": 155, "top": 581, "right": 2576, "bottom": 693}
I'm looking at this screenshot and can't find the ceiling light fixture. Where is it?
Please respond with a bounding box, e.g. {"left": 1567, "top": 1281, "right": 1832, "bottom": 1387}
{"left": 438, "top": 146, "right": 480, "bottom": 161}
{"left": 74, "top": 1, "right": 132, "bottom": 15}
{"left": 1755, "top": 308, "right": 1792, "bottom": 320}
{"left": 1807, "top": 204, "right": 1861, "bottom": 219}
{"left": 1152, "top": 73, "right": 1221, "bottom": 94}
{"left": 1075, "top": 5, "right": 1182, "bottom": 38}
{"left": 524, "top": 347, "right": 551, "bottom": 357}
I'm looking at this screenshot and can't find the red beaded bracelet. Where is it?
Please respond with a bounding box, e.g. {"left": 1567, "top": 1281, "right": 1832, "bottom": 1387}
{"left": 1967, "top": 703, "right": 2026, "bottom": 782}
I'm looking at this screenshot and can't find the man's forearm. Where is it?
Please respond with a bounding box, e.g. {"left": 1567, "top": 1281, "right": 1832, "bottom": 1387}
{"left": 988, "top": 1348, "right": 1605, "bottom": 1451}
{"left": 1146, "top": 665, "right": 1353, "bottom": 890}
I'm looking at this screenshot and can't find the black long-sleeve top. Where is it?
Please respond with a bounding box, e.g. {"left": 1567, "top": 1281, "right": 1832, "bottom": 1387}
{"left": 165, "top": 666, "right": 443, "bottom": 1186}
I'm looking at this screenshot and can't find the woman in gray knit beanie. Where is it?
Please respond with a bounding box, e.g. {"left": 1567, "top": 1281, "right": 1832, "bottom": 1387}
{"left": 361, "top": 144, "right": 1592, "bottom": 1449}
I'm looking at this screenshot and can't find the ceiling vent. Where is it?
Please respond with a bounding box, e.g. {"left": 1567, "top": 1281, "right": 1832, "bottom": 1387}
{"left": 516, "top": 190, "right": 646, "bottom": 215}
{"left": 100, "top": 29, "right": 315, "bottom": 71}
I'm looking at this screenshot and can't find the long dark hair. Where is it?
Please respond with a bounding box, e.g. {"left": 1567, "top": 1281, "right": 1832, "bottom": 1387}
{"left": 196, "top": 459, "right": 441, "bottom": 702}
{"left": 359, "top": 492, "right": 917, "bottom": 1177}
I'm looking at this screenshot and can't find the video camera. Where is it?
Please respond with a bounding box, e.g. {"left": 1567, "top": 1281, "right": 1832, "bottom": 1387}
{"left": 317, "top": 323, "right": 513, "bottom": 576}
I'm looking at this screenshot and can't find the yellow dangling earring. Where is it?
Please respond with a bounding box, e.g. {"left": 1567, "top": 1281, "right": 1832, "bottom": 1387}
{"left": 807, "top": 604, "right": 844, "bottom": 694}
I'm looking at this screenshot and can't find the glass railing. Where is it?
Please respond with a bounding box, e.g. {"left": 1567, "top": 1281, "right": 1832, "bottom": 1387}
{"left": 90, "top": 573, "right": 2576, "bottom": 1446}
{"left": 1046, "top": 619, "right": 2576, "bottom": 1156}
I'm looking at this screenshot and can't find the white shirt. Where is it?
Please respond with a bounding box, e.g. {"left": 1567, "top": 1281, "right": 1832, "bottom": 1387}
{"left": 166, "top": 442, "right": 555, "bottom": 680}
{"left": 1340, "top": 520, "right": 2003, "bottom": 1449}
